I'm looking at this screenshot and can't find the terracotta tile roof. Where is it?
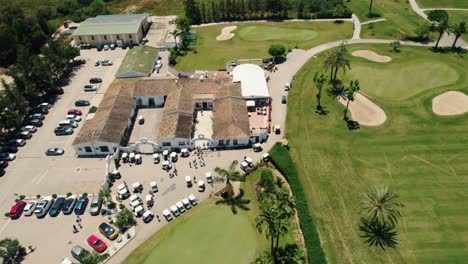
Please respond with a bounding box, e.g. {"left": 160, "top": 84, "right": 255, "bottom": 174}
{"left": 212, "top": 96, "right": 250, "bottom": 139}
{"left": 158, "top": 112, "right": 193, "bottom": 139}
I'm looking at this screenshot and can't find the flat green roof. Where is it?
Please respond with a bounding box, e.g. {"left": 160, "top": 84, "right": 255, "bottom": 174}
{"left": 116, "top": 45, "right": 159, "bottom": 77}
{"left": 73, "top": 14, "right": 148, "bottom": 36}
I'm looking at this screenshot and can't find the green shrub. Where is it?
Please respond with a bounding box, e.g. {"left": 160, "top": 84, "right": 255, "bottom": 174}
{"left": 66, "top": 192, "right": 72, "bottom": 197}
{"left": 269, "top": 142, "right": 327, "bottom": 264}
{"left": 19, "top": 195, "right": 25, "bottom": 200}
{"left": 89, "top": 106, "right": 97, "bottom": 113}
{"left": 82, "top": 192, "right": 88, "bottom": 197}
{"left": 52, "top": 194, "right": 57, "bottom": 199}
{"left": 258, "top": 170, "right": 275, "bottom": 193}
{"left": 36, "top": 194, "right": 41, "bottom": 199}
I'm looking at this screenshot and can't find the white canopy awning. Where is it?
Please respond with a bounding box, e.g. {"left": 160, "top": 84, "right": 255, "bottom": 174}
{"left": 232, "top": 64, "right": 269, "bottom": 99}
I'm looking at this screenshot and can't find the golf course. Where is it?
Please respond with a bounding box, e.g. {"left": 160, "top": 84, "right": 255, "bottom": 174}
{"left": 123, "top": 169, "right": 304, "bottom": 264}
{"left": 287, "top": 43, "right": 468, "bottom": 263}
{"left": 175, "top": 21, "right": 353, "bottom": 71}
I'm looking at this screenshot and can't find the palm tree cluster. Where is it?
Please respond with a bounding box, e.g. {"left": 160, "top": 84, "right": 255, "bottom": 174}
{"left": 214, "top": 160, "right": 250, "bottom": 214}
{"left": 255, "top": 170, "right": 297, "bottom": 261}
{"left": 359, "top": 186, "right": 404, "bottom": 250}
{"left": 323, "top": 43, "right": 351, "bottom": 82}
{"left": 427, "top": 10, "right": 467, "bottom": 49}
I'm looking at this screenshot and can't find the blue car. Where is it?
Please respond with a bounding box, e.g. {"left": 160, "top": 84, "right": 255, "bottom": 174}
{"left": 74, "top": 196, "right": 89, "bottom": 215}
{"left": 49, "top": 197, "right": 66, "bottom": 217}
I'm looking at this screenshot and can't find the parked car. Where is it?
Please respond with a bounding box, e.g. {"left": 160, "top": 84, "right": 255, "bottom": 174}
{"left": 21, "top": 125, "right": 37, "bottom": 133}
{"left": 162, "top": 209, "right": 173, "bottom": 222}
{"left": 0, "top": 161, "right": 8, "bottom": 169}
{"left": 89, "top": 194, "right": 102, "bottom": 216}
{"left": 87, "top": 235, "right": 107, "bottom": 252}
{"left": 28, "top": 119, "right": 43, "bottom": 127}
{"left": 99, "top": 222, "right": 118, "bottom": 240}
{"left": 37, "top": 102, "right": 51, "bottom": 110}
{"left": 35, "top": 197, "right": 54, "bottom": 218}
{"left": 100, "top": 59, "right": 113, "bottom": 66}
{"left": 9, "top": 200, "right": 27, "bottom": 219}
{"left": 7, "top": 139, "right": 26, "bottom": 147}
{"left": 66, "top": 115, "right": 82, "bottom": 122}
{"left": 28, "top": 113, "right": 45, "bottom": 120}
{"left": 2, "top": 145, "right": 17, "bottom": 154}
{"left": 110, "top": 44, "right": 116, "bottom": 50}
{"left": 0, "top": 153, "right": 16, "bottom": 161}
{"left": 282, "top": 95, "right": 287, "bottom": 104}
{"left": 75, "top": 100, "right": 90, "bottom": 107}
{"left": 89, "top": 77, "right": 102, "bottom": 84}
{"left": 83, "top": 85, "right": 97, "bottom": 92}
{"left": 23, "top": 201, "right": 37, "bottom": 216}
{"left": 19, "top": 131, "right": 33, "bottom": 139}
{"left": 71, "top": 246, "right": 92, "bottom": 263}
{"left": 62, "top": 195, "right": 77, "bottom": 215}
{"left": 49, "top": 197, "right": 66, "bottom": 217}
{"left": 55, "top": 126, "right": 73, "bottom": 136}
{"left": 45, "top": 148, "right": 64, "bottom": 156}
{"left": 74, "top": 196, "right": 88, "bottom": 215}
{"left": 103, "top": 45, "right": 110, "bottom": 51}
{"left": 68, "top": 109, "right": 82, "bottom": 116}
{"left": 59, "top": 119, "right": 78, "bottom": 128}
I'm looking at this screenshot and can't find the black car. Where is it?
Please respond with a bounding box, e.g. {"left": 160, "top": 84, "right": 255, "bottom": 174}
{"left": 62, "top": 196, "right": 77, "bottom": 215}
{"left": 89, "top": 77, "right": 102, "bottom": 84}
{"left": 52, "top": 88, "right": 64, "bottom": 95}
{"left": 55, "top": 127, "right": 73, "bottom": 136}
{"left": 28, "top": 119, "right": 43, "bottom": 127}
{"left": 2, "top": 145, "right": 18, "bottom": 154}
{"left": 74, "top": 196, "right": 89, "bottom": 215}
{"left": 49, "top": 197, "right": 66, "bottom": 217}
{"left": 75, "top": 100, "right": 90, "bottom": 107}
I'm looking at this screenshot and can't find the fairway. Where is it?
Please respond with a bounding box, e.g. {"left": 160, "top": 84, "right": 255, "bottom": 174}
{"left": 238, "top": 26, "right": 318, "bottom": 41}
{"left": 288, "top": 44, "right": 468, "bottom": 263}
{"left": 175, "top": 21, "right": 353, "bottom": 71}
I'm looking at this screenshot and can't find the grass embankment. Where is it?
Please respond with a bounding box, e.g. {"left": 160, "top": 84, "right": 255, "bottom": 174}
{"left": 416, "top": 0, "right": 468, "bottom": 9}
{"left": 123, "top": 168, "right": 303, "bottom": 264}
{"left": 287, "top": 43, "right": 468, "bottom": 263}
{"left": 270, "top": 143, "right": 327, "bottom": 264}
{"left": 175, "top": 21, "right": 353, "bottom": 71}
{"left": 347, "top": 0, "right": 429, "bottom": 39}
{"left": 106, "top": 0, "right": 185, "bottom": 16}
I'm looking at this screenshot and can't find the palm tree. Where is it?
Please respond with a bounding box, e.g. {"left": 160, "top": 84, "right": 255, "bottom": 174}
{"left": 333, "top": 44, "right": 351, "bottom": 80}
{"left": 359, "top": 217, "right": 398, "bottom": 250}
{"left": 361, "top": 186, "right": 403, "bottom": 227}
{"left": 275, "top": 187, "right": 296, "bottom": 218}
{"left": 343, "top": 80, "right": 360, "bottom": 120}
{"left": 327, "top": 79, "right": 346, "bottom": 100}
{"left": 451, "top": 21, "right": 467, "bottom": 49}
{"left": 434, "top": 19, "right": 450, "bottom": 49}
{"left": 274, "top": 217, "right": 290, "bottom": 252}
{"left": 170, "top": 29, "right": 180, "bottom": 48}
{"left": 313, "top": 72, "right": 327, "bottom": 109}
{"left": 214, "top": 160, "right": 245, "bottom": 198}
{"left": 256, "top": 200, "right": 278, "bottom": 254}
{"left": 323, "top": 51, "right": 338, "bottom": 80}
{"left": 215, "top": 188, "right": 250, "bottom": 214}
{"left": 99, "top": 187, "right": 112, "bottom": 211}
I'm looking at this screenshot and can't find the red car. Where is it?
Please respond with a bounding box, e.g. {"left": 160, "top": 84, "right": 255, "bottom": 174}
{"left": 87, "top": 235, "right": 107, "bottom": 252}
{"left": 9, "top": 200, "right": 27, "bottom": 219}
{"left": 68, "top": 109, "right": 82, "bottom": 116}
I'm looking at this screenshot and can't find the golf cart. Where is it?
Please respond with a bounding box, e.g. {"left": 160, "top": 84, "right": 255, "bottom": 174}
{"left": 110, "top": 169, "right": 121, "bottom": 180}
{"left": 262, "top": 153, "right": 270, "bottom": 162}
{"left": 117, "top": 184, "right": 130, "bottom": 199}
{"left": 137, "top": 115, "right": 144, "bottom": 125}
{"left": 198, "top": 181, "right": 205, "bottom": 192}
{"left": 185, "top": 176, "right": 192, "bottom": 187}
{"left": 143, "top": 210, "right": 154, "bottom": 223}
{"left": 245, "top": 157, "right": 254, "bottom": 167}
{"left": 162, "top": 150, "right": 169, "bottom": 160}
{"left": 146, "top": 195, "right": 154, "bottom": 208}
{"left": 274, "top": 124, "right": 281, "bottom": 134}
{"left": 182, "top": 198, "right": 192, "bottom": 210}
{"left": 253, "top": 143, "right": 262, "bottom": 152}
{"left": 129, "top": 152, "right": 136, "bottom": 163}
{"left": 132, "top": 182, "right": 143, "bottom": 193}
{"left": 135, "top": 154, "right": 142, "bottom": 165}
{"left": 153, "top": 153, "right": 160, "bottom": 164}
{"left": 129, "top": 198, "right": 141, "bottom": 211}
{"left": 150, "top": 181, "right": 158, "bottom": 193}
{"left": 170, "top": 205, "right": 180, "bottom": 217}
{"left": 284, "top": 83, "right": 291, "bottom": 91}
{"left": 176, "top": 201, "right": 186, "bottom": 213}
{"left": 170, "top": 152, "right": 178, "bottom": 162}
{"left": 181, "top": 148, "right": 190, "bottom": 157}
{"left": 134, "top": 205, "right": 145, "bottom": 217}
{"left": 188, "top": 194, "right": 197, "bottom": 205}
{"left": 121, "top": 152, "right": 129, "bottom": 163}
{"left": 162, "top": 209, "right": 173, "bottom": 221}
{"left": 240, "top": 161, "right": 250, "bottom": 171}
{"left": 162, "top": 160, "right": 172, "bottom": 171}
{"left": 205, "top": 172, "right": 212, "bottom": 183}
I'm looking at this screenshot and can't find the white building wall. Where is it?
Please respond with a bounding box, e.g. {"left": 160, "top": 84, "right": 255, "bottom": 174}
{"left": 157, "top": 137, "right": 194, "bottom": 151}
{"left": 74, "top": 141, "right": 119, "bottom": 156}
{"left": 214, "top": 137, "right": 250, "bottom": 148}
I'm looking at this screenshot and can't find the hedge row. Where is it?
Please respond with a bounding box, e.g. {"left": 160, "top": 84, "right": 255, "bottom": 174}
{"left": 269, "top": 142, "right": 327, "bottom": 264}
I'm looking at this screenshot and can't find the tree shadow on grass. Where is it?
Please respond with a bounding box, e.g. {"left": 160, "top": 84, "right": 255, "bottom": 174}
{"left": 315, "top": 105, "right": 329, "bottom": 115}
{"left": 346, "top": 119, "right": 360, "bottom": 130}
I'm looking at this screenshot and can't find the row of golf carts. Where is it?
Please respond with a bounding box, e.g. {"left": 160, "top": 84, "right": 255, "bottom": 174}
{"left": 162, "top": 194, "right": 198, "bottom": 222}
{"left": 240, "top": 153, "right": 269, "bottom": 171}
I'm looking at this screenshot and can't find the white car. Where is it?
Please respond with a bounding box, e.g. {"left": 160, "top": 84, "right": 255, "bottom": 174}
{"left": 83, "top": 85, "right": 97, "bottom": 92}
{"left": 0, "top": 153, "right": 16, "bottom": 161}
{"left": 100, "top": 59, "right": 113, "bottom": 66}
{"left": 162, "top": 209, "right": 173, "bottom": 221}
{"left": 110, "top": 44, "right": 116, "bottom": 50}
{"left": 23, "top": 201, "right": 37, "bottom": 216}
{"left": 21, "top": 125, "right": 37, "bottom": 133}
{"left": 176, "top": 201, "right": 186, "bottom": 213}
{"left": 66, "top": 115, "right": 81, "bottom": 122}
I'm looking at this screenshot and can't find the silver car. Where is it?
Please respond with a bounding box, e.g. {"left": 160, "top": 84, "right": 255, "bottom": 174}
{"left": 23, "top": 201, "right": 37, "bottom": 216}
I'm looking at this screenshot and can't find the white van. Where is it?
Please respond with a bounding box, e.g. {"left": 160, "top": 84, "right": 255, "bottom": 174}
{"left": 59, "top": 119, "right": 78, "bottom": 128}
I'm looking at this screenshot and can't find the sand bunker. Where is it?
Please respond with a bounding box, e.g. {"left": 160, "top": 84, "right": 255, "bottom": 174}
{"left": 216, "top": 26, "right": 237, "bottom": 41}
{"left": 338, "top": 93, "right": 387, "bottom": 126}
{"left": 432, "top": 91, "right": 468, "bottom": 116}
{"left": 352, "top": 50, "right": 391, "bottom": 63}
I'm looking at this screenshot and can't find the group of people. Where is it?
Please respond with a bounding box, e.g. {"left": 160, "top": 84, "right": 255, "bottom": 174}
{"left": 72, "top": 215, "right": 82, "bottom": 233}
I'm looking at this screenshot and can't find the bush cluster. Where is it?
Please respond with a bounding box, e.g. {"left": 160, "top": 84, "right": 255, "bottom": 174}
{"left": 269, "top": 142, "right": 327, "bottom": 264}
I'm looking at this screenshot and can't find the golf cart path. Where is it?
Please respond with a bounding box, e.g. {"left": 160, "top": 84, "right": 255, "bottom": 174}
{"left": 361, "top": 18, "right": 387, "bottom": 25}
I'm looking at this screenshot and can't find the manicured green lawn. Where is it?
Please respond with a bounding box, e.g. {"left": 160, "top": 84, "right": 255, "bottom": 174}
{"left": 288, "top": 44, "right": 468, "bottom": 263}
{"left": 123, "top": 168, "right": 303, "bottom": 264}
{"left": 417, "top": 0, "right": 468, "bottom": 9}
{"left": 348, "top": 0, "right": 429, "bottom": 39}
{"left": 175, "top": 21, "right": 353, "bottom": 71}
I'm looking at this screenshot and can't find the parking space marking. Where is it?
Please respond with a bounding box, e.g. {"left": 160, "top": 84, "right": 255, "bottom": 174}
{"left": 0, "top": 219, "right": 11, "bottom": 236}
{"left": 34, "top": 168, "right": 50, "bottom": 185}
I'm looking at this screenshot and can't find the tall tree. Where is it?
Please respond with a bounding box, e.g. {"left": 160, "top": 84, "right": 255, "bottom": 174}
{"left": 368, "top": 0, "right": 375, "bottom": 17}
{"left": 359, "top": 218, "right": 398, "bottom": 250}
{"left": 313, "top": 72, "right": 327, "bottom": 109}
{"left": 323, "top": 51, "right": 338, "bottom": 80}
{"left": 214, "top": 160, "right": 245, "bottom": 197}
{"left": 215, "top": 188, "right": 250, "bottom": 214}
{"left": 256, "top": 200, "right": 278, "bottom": 253}
{"left": 361, "top": 186, "right": 403, "bottom": 227}
{"left": 427, "top": 9, "right": 449, "bottom": 24}
{"left": 333, "top": 44, "right": 351, "bottom": 80}
{"left": 343, "top": 80, "right": 360, "bottom": 120}
{"left": 183, "top": 0, "right": 202, "bottom": 25}
{"left": 200, "top": 1, "right": 208, "bottom": 23}
{"left": 450, "top": 21, "right": 467, "bottom": 48}
{"left": 0, "top": 238, "right": 22, "bottom": 263}
{"left": 433, "top": 19, "right": 450, "bottom": 49}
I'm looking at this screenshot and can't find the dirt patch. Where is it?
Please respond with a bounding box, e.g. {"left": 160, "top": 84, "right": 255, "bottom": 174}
{"left": 432, "top": 91, "right": 468, "bottom": 116}
{"left": 216, "top": 26, "right": 237, "bottom": 41}
{"left": 338, "top": 93, "right": 387, "bottom": 126}
{"left": 352, "top": 50, "right": 391, "bottom": 63}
